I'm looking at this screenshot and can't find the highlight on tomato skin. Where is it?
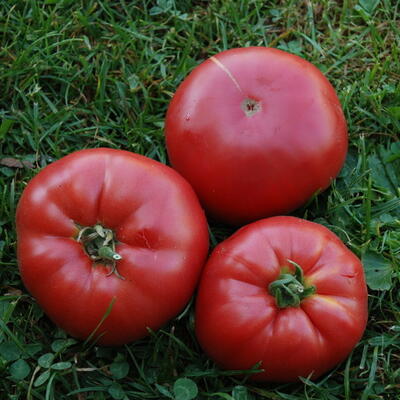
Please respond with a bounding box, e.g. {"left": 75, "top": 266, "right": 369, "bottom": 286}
{"left": 16, "top": 148, "right": 209, "bottom": 346}
{"left": 195, "top": 216, "right": 368, "bottom": 382}
{"left": 165, "top": 46, "right": 348, "bottom": 226}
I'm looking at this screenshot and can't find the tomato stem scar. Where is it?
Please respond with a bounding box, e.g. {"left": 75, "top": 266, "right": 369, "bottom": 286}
{"left": 209, "top": 57, "right": 261, "bottom": 117}
{"left": 268, "top": 259, "right": 315, "bottom": 308}
{"left": 241, "top": 98, "right": 262, "bottom": 117}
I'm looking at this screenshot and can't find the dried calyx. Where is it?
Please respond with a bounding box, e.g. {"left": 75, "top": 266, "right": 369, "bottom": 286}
{"left": 77, "top": 224, "right": 124, "bottom": 280}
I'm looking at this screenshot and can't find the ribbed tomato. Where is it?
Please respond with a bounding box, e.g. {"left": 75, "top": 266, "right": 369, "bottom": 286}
{"left": 195, "top": 216, "right": 367, "bottom": 382}
{"left": 17, "top": 148, "right": 209, "bottom": 345}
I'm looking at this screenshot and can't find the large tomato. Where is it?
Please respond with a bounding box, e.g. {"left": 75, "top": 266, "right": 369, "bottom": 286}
{"left": 195, "top": 216, "right": 368, "bottom": 382}
{"left": 165, "top": 47, "right": 348, "bottom": 225}
{"left": 16, "top": 148, "right": 209, "bottom": 346}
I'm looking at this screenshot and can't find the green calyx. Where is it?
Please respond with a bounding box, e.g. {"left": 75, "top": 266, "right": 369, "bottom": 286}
{"left": 268, "top": 260, "right": 315, "bottom": 309}
{"left": 77, "top": 224, "right": 124, "bottom": 280}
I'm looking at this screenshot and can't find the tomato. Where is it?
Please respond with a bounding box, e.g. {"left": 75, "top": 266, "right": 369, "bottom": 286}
{"left": 16, "top": 148, "right": 209, "bottom": 346}
{"left": 165, "top": 47, "right": 348, "bottom": 225}
{"left": 195, "top": 216, "right": 368, "bottom": 382}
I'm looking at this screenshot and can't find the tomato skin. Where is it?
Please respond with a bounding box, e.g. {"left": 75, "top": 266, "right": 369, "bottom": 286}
{"left": 16, "top": 148, "right": 209, "bottom": 346}
{"left": 165, "top": 47, "right": 348, "bottom": 225}
{"left": 195, "top": 216, "right": 368, "bottom": 382}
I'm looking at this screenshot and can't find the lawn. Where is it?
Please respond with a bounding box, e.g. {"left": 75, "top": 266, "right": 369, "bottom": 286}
{"left": 0, "top": 0, "right": 399, "bottom": 399}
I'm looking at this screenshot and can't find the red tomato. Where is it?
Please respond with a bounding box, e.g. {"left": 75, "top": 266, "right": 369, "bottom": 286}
{"left": 17, "top": 148, "right": 209, "bottom": 346}
{"left": 195, "top": 216, "right": 368, "bottom": 382}
{"left": 165, "top": 47, "right": 348, "bottom": 225}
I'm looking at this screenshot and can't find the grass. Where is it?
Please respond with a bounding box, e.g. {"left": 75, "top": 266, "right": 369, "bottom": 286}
{"left": 0, "top": 0, "right": 399, "bottom": 398}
